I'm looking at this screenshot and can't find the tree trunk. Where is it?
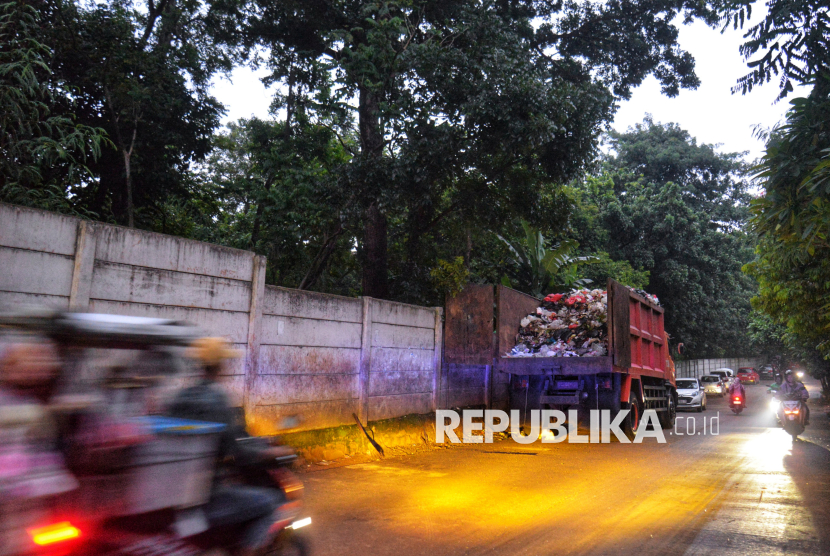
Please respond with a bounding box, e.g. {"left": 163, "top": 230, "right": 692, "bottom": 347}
{"left": 363, "top": 203, "right": 389, "bottom": 298}
{"left": 123, "top": 148, "right": 134, "bottom": 228}
{"left": 466, "top": 228, "right": 472, "bottom": 268}
{"left": 358, "top": 85, "right": 389, "bottom": 298}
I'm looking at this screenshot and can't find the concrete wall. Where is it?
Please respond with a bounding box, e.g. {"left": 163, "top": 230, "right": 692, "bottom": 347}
{"left": 0, "top": 203, "right": 442, "bottom": 433}
{"left": 675, "top": 357, "right": 765, "bottom": 379}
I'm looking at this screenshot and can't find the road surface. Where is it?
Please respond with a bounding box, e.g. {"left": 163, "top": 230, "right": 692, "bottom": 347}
{"left": 299, "top": 378, "right": 830, "bottom": 556}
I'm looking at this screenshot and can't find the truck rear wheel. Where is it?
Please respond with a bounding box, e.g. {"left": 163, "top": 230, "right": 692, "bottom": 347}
{"left": 659, "top": 389, "right": 676, "bottom": 429}
{"left": 622, "top": 394, "right": 640, "bottom": 439}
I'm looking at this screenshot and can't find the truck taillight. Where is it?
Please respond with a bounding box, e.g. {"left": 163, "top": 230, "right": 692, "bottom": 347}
{"left": 28, "top": 522, "right": 80, "bottom": 546}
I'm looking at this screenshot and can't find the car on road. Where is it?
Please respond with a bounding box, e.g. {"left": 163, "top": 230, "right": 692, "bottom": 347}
{"left": 737, "top": 367, "right": 760, "bottom": 384}
{"left": 712, "top": 368, "right": 735, "bottom": 386}
{"left": 759, "top": 365, "right": 775, "bottom": 381}
{"left": 676, "top": 378, "right": 707, "bottom": 411}
{"left": 700, "top": 374, "right": 726, "bottom": 396}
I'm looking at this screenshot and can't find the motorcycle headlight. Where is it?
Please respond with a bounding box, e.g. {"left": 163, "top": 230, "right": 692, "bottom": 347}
{"left": 796, "top": 371, "right": 804, "bottom": 378}
{"left": 769, "top": 399, "right": 780, "bottom": 411}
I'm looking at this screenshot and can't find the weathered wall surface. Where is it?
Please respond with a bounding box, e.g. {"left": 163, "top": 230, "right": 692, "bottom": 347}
{"left": 675, "top": 358, "right": 765, "bottom": 379}
{"left": 0, "top": 203, "right": 441, "bottom": 433}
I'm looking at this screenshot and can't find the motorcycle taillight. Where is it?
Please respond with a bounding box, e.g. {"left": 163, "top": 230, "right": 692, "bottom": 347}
{"left": 28, "top": 522, "right": 81, "bottom": 547}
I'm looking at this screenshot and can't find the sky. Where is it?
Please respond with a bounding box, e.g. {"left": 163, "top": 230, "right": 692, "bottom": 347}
{"left": 209, "top": 14, "right": 804, "bottom": 163}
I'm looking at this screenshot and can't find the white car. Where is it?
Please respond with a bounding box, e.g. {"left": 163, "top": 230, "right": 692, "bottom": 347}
{"left": 676, "top": 378, "right": 707, "bottom": 412}
{"left": 712, "top": 368, "right": 735, "bottom": 386}
{"left": 700, "top": 374, "right": 726, "bottom": 397}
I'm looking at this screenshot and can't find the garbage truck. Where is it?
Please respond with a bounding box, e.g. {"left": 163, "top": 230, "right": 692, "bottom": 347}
{"left": 496, "top": 279, "right": 677, "bottom": 434}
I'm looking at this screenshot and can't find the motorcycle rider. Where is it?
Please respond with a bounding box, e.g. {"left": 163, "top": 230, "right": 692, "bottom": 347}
{"left": 167, "top": 337, "right": 289, "bottom": 556}
{"left": 0, "top": 342, "right": 78, "bottom": 556}
{"left": 780, "top": 370, "right": 810, "bottom": 425}
{"left": 728, "top": 376, "right": 746, "bottom": 406}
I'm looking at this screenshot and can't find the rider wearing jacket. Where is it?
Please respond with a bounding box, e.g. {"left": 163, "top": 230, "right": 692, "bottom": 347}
{"left": 780, "top": 370, "right": 810, "bottom": 425}
{"left": 728, "top": 378, "right": 746, "bottom": 405}
{"left": 168, "top": 337, "right": 288, "bottom": 556}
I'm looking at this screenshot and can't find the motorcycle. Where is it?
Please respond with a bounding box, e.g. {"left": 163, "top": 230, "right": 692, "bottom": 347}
{"left": 19, "top": 449, "right": 310, "bottom": 556}
{"left": 1, "top": 311, "right": 311, "bottom": 556}
{"left": 773, "top": 392, "right": 807, "bottom": 441}
{"left": 729, "top": 392, "right": 745, "bottom": 414}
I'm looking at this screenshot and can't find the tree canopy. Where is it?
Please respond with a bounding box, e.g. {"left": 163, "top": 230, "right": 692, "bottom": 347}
{"left": 570, "top": 119, "right": 755, "bottom": 357}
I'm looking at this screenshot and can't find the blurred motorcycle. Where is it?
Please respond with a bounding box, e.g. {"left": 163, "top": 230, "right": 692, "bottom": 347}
{"left": 0, "top": 311, "right": 310, "bottom": 556}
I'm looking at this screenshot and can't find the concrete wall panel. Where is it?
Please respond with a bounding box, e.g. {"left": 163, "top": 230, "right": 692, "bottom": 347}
{"left": 248, "top": 399, "right": 358, "bottom": 435}
{"left": 368, "top": 370, "right": 432, "bottom": 397}
{"left": 371, "top": 299, "right": 435, "bottom": 328}
{"left": 94, "top": 225, "right": 253, "bottom": 281}
{"left": 0, "top": 204, "right": 78, "bottom": 255}
{"left": 263, "top": 286, "right": 362, "bottom": 323}
{"left": 369, "top": 347, "right": 433, "bottom": 372}
{"left": 0, "top": 247, "right": 75, "bottom": 296}
{"left": 253, "top": 373, "right": 358, "bottom": 405}
{"left": 372, "top": 323, "right": 434, "bottom": 350}
{"left": 261, "top": 315, "right": 362, "bottom": 348}
{"left": 259, "top": 345, "right": 360, "bottom": 375}
{"left": 87, "top": 300, "right": 249, "bottom": 343}
{"left": 91, "top": 261, "right": 251, "bottom": 311}
{"left": 368, "top": 392, "right": 432, "bottom": 421}
{"left": 0, "top": 291, "right": 70, "bottom": 309}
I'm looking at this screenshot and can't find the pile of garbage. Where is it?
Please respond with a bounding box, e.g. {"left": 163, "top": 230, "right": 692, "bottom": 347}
{"left": 507, "top": 288, "right": 609, "bottom": 358}
{"left": 506, "top": 285, "right": 661, "bottom": 358}
{"left": 630, "top": 288, "right": 660, "bottom": 306}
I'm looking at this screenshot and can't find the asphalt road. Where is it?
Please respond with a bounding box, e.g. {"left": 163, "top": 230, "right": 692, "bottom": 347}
{"left": 299, "top": 378, "right": 830, "bottom": 556}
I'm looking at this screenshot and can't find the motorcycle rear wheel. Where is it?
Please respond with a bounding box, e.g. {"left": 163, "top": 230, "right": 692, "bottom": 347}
{"left": 266, "top": 532, "right": 309, "bottom": 556}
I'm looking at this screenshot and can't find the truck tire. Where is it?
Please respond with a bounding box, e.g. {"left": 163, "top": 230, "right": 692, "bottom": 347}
{"left": 622, "top": 394, "right": 641, "bottom": 439}
{"left": 660, "top": 390, "right": 677, "bottom": 429}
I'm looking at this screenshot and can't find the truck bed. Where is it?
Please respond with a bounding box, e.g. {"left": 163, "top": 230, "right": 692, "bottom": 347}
{"left": 497, "top": 356, "right": 612, "bottom": 375}
{"left": 496, "top": 279, "right": 670, "bottom": 381}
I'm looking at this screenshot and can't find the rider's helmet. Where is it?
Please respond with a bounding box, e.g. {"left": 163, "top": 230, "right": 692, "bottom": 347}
{"left": 186, "top": 337, "right": 241, "bottom": 379}
{"left": 784, "top": 369, "right": 794, "bottom": 378}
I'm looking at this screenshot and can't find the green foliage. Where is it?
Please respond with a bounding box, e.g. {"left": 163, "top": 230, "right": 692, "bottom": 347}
{"left": 429, "top": 257, "right": 469, "bottom": 298}
{"left": 571, "top": 119, "right": 756, "bottom": 357}
{"left": 33, "top": 0, "right": 245, "bottom": 226}
{"left": 717, "top": 0, "right": 830, "bottom": 99}
{"left": 249, "top": 0, "right": 721, "bottom": 296}
{"left": 174, "top": 117, "right": 357, "bottom": 293}
{"left": 0, "top": 0, "right": 107, "bottom": 215}
{"left": 581, "top": 252, "right": 651, "bottom": 290}
{"left": 744, "top": 86, "right": 830, "bottom": 363}
{"left": 498, "top": 221, "right": 595, "bottom": 298}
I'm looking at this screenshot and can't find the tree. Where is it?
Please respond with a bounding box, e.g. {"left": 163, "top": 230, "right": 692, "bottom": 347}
{"left": 572, "top": 119, "right": 756, "bottom": 357}
{"left": 34, "top": 0, "right": 246, "bottom": 226}
{"left": 0, "top": 0, "right": 107, "bottom": 214}
{"left": 744, "top": 87, "right": 830, "bottom": 362}
{"left": 720, "top": 0, "right": 830, "bottom": 382}
{"left": 184, "top": 116, "right": 358, "bottom": 293}
{"left": 718, "top": 0, "right": 830, "bottom": 100}
{"left": 248, "top": 0, "right": 721, "bottom": 298}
